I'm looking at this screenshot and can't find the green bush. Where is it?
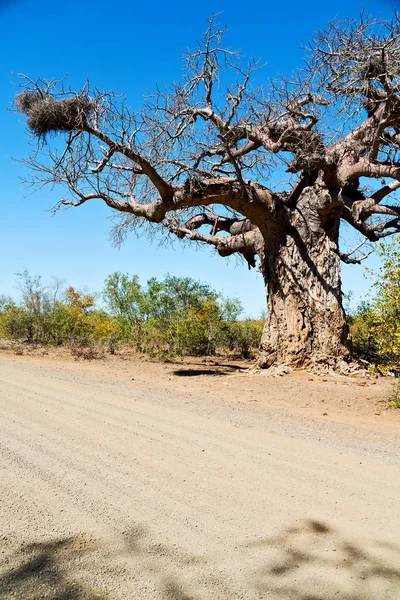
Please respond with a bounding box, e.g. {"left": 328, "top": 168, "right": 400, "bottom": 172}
{"left": 348, "top": 239, "right": 400, "bottom": 370}
{"left": 0, "top": 270, "right": 262, "bottom": 360}
{"left": 348, "top": 302, "right": 379, "bottom": 361}
{"left": 220, "top": 319, "right": 264, "bottom": 358}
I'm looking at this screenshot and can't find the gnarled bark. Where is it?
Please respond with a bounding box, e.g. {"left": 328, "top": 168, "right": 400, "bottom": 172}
{"left": 257, "top": 187, "right": 349, "bottom": 369}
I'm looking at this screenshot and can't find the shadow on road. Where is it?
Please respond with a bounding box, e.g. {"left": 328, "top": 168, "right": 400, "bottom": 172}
{"left": 173, "top": 362, "right": 246, "bottom": 377}
{"left": 0, "top": 536, "right": 107, "bottom": 599}
{"left": 247, "top": 519, "right": 400, "bottom": 600}
{"left": 0, "top": 526, "right": 202, "bottom": 600}
{"left": 173, "top": 368, "right": 226, "bottom": 377}
{"left": 1, "top": 520, "right": 399, "bottom": 599}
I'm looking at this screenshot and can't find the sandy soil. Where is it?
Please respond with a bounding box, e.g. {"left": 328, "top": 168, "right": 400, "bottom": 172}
{"left": 1, "top": 349, "right": 399, "bottom": 599}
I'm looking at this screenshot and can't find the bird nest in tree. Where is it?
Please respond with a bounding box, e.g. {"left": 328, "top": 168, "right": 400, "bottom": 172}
{"left": 360, "top": 55, "right": 387, "bottom": 79}
{"left": 15, "top": 91, "right": 93, "bottom": 136}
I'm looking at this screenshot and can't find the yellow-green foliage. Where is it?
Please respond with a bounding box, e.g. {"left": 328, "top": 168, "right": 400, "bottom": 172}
{"left": 0, "top": 271, "right": 262, "bottom": 359}
{"left": 349, "top": 239, "right": 400, "bottom": 367}
{"left": 348, "top": 302, "right": 378, "bottom": 359}
{"left": 370, "top": 242, "right": 400, "bottom": 357}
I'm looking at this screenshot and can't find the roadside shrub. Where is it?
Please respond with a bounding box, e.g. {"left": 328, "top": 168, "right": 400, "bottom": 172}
{"left": 103, "top": 273, "right": 245, "bottom": 358}
{"left": 389, "top": 387, "right": 400, "bottom": 408}
{"left": 1, "top": 306, "right": 33, "bottom": 341}
{"left": 348, "top": 239, "right": 400, "bottom": 370}
{"left": 220, "top": 319, "right": 263, "bottom": 358}
{"left": 91, "top": 312, "right": 122, "bottom": 354}
{"left": 70, "top": 343, "right": 102, "bottom": 361}
{"left": 368, "top": 242, "right": 400, "bottom": 361}
{"left": 348, "top": 302, "right": 379, "bottom": 362}
{"left": 1, "top": 271, "right": 262, "bottom": 360}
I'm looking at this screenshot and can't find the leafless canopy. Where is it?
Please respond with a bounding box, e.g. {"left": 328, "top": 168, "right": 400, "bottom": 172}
{"left": 15, "top": 13, "right": 400, "bottom": 268}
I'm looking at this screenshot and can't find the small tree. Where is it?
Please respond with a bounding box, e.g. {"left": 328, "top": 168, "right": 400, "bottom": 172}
{"left": 140, "top": 275, "right": 223, "bottom": 356}
{"left": 370, "top": 240, "right": 400, "bottom": 358}
{"left": 103, "top": 272, "right": 143, "bottom": 321}
{"left": 14, "top": 14, "right": 400, "bottom": 369}
{"left": 14, "top": 270, "right": 52, "bottom": 342}
{"left": 0, "top": 295, "right": 15, "bottom": 312}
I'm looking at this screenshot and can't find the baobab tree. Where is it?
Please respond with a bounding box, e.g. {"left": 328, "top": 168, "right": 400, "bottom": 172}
{"left": 14, "top": 14, "right": 400, "bottom": 370}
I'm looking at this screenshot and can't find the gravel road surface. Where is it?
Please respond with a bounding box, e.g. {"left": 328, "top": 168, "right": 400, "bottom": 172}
{"left": 1, "top": 358, "right": 399, "bottom": 599}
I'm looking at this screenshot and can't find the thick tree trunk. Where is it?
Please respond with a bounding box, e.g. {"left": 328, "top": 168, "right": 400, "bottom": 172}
{"left": 257, "top": 186, "right": 350, "bottom": 370}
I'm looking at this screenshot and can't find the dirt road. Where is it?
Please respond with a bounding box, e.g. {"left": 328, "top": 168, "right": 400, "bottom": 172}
{"left": 1, "top": 357, "right": 399, "bottom": 599}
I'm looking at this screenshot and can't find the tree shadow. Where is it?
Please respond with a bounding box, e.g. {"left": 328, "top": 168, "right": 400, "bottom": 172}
{"left": 0, "top": 528, "right": 202, "bottom": 600}
{"left": 0, "top": 536, "right": 107, "bottom": 599}
{"left": 247, "top": 519, "right": 400, "bottom": 600}
{"left": 173, "top": 368, "right": 226, "bottom": 377}
{"left": 121, "top": 525, "right": 204, "bottom": 598}
{"left": 2, "top": 521, "right": 399, "bottom": 599}
{"left": 173, "top": 362, "right": 245, "bottom": 377}
{"left": 163, "top": 578, "right": 199, "bottom": 600}
{"left": 118, "top": 521, "right": 400, "bottom": 599}
{"left": 200, "top": 362, "right": 247, "bottom": 371}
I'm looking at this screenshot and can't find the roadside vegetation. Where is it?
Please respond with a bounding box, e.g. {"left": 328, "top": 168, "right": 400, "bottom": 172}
{"left": 0, "top": 270, "right": 263, "bottom": 360}
{"left": 1, "top": 239, "right": 400, "bottom": 375}
{"left": 348, "top": 241, "right": 400, "bottom": 376}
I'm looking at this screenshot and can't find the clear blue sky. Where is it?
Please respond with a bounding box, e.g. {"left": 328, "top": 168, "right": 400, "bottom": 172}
{"left": 0, "top": 0, "right": 397, "bottom": 315}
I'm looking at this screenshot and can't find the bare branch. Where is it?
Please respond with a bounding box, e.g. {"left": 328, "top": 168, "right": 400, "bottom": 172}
{"left": 167, "top": 216, "right": 261, "bottom": 268}
{"left": 13, "top": 13, "right": 400, "bottom": 265}
{"left": 339, "top": 158, "right": 400, "bottom": 184}
{"left": 338, "top": 237, "right": 373, "bottom": 264}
